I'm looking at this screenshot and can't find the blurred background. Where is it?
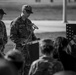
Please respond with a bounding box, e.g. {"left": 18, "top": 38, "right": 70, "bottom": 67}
{"left": 0, "top": 0, "right": 76, "bottom": 53}
{"left": 1, "top": 0, "right": 76, "bottom": 21}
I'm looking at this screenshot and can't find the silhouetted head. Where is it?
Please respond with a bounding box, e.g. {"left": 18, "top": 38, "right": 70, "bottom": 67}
{"left": 4, "top": 49, "right": 24, "bottom": 70}
{"left": 0, "top": 58, "right": 18, "bottom": 75}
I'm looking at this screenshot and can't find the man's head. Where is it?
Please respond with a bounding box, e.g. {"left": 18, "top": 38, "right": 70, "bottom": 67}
{"left": 21, "top": 5, "right": 33, "bottom": 18}
{"left": 0, "top": 9, "right": 6, "bottom": 20}
{"left": 39, "top": 38, "right": 54, "bottom": 55}
{"left": 0, "top": 58, "right": 18, "bottom": 75}
{"left": 4, "top": 49, "right": 24, "bottom": 70}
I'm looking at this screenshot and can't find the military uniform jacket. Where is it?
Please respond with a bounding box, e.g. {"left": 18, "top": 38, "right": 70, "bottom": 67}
{"left": 0, "top": 21, "right": 7, "bottom": 45}
{"left": 10, "top": 16, "right": 36, "bottom": 45}
{"left": 29, "top": 55, "right": 64, "bottom": 75}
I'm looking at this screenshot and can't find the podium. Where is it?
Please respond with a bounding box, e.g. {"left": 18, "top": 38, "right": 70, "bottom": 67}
{"left": 27, "top": 40, "right": 39, "bottom": 63}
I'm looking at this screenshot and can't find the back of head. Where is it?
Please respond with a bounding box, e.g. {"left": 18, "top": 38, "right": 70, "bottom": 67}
{"left": 39, "top": 38, "right": 54, "bottom": 55}
{"left": 0, "top": 58, "right": 18, "bottom": 75}
{"left": 4, "top": 49, "right": 24, "bottom": 70}
{"left": 53, "top": 71, "right": 76, "bottom": 75}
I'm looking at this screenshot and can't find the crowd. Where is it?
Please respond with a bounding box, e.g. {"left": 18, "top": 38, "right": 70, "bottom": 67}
{"left": 0, "top": 35, "right": 76, "bottom": 75}
{"left": 0, "top": 4, "right": 76, "bottom": 75}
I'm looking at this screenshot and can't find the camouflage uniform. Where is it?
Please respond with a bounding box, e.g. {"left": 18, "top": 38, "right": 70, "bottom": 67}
{"left": 29, "top": 55, "right": 64, "bottom": 75}
{"left": 0, "top": 21, "right": 7, "bottom": 54}
{"left": 10, "top": 16, "right": 37, "bottom": 75}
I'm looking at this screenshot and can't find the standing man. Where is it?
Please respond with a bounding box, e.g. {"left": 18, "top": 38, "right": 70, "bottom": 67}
{"left": 10, "top": 5, "right": 38, "bottom": 75}
{"left": 0, "top": 9, "right": 8, "bottom": 54}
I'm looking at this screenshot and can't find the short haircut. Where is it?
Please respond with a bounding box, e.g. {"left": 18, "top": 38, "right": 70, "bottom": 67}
{"left": 39, "top": 38, "right": 54, "bottom": 55}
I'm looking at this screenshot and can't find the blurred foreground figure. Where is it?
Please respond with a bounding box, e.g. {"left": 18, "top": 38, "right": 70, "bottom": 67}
{"left": 0, "top": 9, "right": 8, "bottom": 54}
{"left": 10, "top": 4, "right": 39, "bottom": 75}
{"left": 0, "top": 58, "right": 18, "bottom": 75}
{"left": 53, "top": 71, "right": 76, "bottom": 75}
{"left": 4, "top": 49, "right": 24, "bottom": 75}
{"left": 29, "top": 38, "right": 64, "bottom": 75}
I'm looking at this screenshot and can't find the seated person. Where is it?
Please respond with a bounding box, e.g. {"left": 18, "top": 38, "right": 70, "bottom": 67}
{"left": 54, "top": 36, "right": 68, "bottom": 60}
{"left": 28, "top": 38, "right": 64, "bottom": 75}
{"left": 54, "top": 36, "right": 76, "bottom": 72}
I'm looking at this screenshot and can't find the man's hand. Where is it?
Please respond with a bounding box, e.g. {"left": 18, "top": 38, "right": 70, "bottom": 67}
{"left": 29, "top": 23, "right": 39, "bottom": 30}
{"left": 32, "top": 24, "right": 39, "bottom": 29}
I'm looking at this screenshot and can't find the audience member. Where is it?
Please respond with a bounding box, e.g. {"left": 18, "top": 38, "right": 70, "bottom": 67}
{"left": 54, "top": 36, "right": 68, "bottom": 59}
{"left": 54, "top": 36, "right": 76, "bottom": 72}
{"left": 28, "top": 38, "right": 64, "bottom": 75}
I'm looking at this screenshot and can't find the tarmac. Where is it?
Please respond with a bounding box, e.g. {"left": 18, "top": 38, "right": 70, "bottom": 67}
{"left": 4, "top": 20, "right": 76, "bottom": 36}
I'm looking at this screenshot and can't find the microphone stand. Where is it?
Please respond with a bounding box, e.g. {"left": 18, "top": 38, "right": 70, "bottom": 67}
{"left": 22, "top": 27, "right": 38, "bottom": 66}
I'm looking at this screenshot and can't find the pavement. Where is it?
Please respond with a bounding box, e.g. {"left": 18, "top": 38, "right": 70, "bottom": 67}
{"left": 4, "top": 20, "right": 76, "bottom": 36}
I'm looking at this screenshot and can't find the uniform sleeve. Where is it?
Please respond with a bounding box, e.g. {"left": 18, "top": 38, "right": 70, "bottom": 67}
{"left": 29, "top": 62, "right": 36, "bottom": 75}
{"left": 10, "top": 21, "right": 21, "bottom": 44}
{"left": 3, "top": 23, "right": 8, "bottom": 45}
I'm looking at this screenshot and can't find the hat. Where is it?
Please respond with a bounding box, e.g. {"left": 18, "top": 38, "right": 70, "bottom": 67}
{"left": 0, "top": 9, "right": 6, "bottom": 15}
{"left": 22, "top": 5, "right": 33, "bottom": 13}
